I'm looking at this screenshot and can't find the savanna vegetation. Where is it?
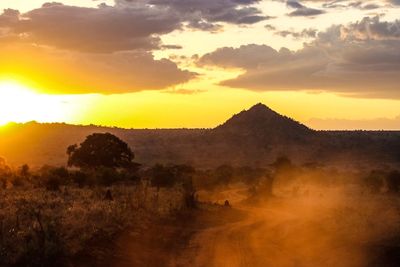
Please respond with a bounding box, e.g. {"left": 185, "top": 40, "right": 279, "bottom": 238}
{"left": 0, "top": 133, "right": 198, "bottom": 267}
{"left": 1, "top": 130, "right": 400, "bottom": 267}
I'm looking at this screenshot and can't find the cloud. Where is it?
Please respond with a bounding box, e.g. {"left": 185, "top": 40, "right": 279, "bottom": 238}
{"left": 116, "top": 0, "right": 269, "bottom": 30}
{"left": 275, "top": 28, "right": 318, "bottom": 38}
{"left": 286, "top": 1, "right": 325, "bottom": 17}
{"left": 305, "top": 0, "right": 395, "bottom": 8}
{"left": 198, "top": 17, "right": 400, "bottom": 99}
{"left": 0, "top": 44, "right": 196, "bottom": 94}
{"left": 0, "top": 9, "right": 20, "bottom": 26}
{"left": 265, "top": 24, "right": 277, "bottom": 30}
{"left": 288, "top": 8, "right": 325, "bottom": 16}
{"left": 341, "top": 16, "right": 400, "bottom": 40}
{"left": 287, "top": 1, "right": 305, "bottom": 9}
{"left": 308, "top": 115, "right": 400, "bottom": 130}
{"left": 0, "top": 4, "right": 199, "bottom": 94}
{"left": 0, "top": 3, "right": 182, "bottom": 53}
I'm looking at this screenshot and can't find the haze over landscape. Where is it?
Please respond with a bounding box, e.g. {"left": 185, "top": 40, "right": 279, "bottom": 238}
{"left": 1, "top": 1, "right": 400, "bottom": 267}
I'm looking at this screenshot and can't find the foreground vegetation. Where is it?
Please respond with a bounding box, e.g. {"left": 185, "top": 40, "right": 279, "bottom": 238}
{"left": 1, "top": 132, "right": 400, "bottom": 266}
{"left": 0, "top": 181, "right": 190, "bottom": 267}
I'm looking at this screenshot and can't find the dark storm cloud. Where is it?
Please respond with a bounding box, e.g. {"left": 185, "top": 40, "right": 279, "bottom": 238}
{"left": 198, "top": 17, "right": 400, "bottom": 99}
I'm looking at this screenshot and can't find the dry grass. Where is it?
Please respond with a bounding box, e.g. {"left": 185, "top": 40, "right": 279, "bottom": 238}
{"left": 0, "top": 183, "right": 188, "bottom": 267}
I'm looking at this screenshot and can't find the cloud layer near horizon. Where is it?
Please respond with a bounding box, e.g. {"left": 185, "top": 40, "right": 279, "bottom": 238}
{"left": 200, "top": 16, "right": 400, "bottom": 99}
{"left": 308, "top": 115, "right": 400, "bottom": 130}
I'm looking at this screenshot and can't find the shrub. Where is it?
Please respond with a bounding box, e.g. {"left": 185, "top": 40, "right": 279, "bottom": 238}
{"left": 386, "top": 170, "right": 400, "bottom": 194}
{"left": 71, "top": 171, "right": 90, "bottom": 187}
{"left": 44, "top": 176, "right": 61, "bottom": 191}
{"left": 364, "top": 170, "right": 384, "bottom": 193}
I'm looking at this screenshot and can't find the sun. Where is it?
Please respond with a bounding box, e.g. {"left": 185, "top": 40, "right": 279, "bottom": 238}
{"left": 0, "top": 80, "right": 69, "bottom": 126}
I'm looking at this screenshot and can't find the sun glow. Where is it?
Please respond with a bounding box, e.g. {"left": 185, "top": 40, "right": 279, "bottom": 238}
{"left": 0, "top": 81, "right": 69, "bottom": 126}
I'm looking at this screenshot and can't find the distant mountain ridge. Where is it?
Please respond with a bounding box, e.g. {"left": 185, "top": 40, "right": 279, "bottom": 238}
{"left": 0, "top": 103, "right": 399, "bottom": 168}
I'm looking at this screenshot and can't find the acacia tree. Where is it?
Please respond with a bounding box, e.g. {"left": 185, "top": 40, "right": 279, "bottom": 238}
{"left": 67, "top": 133, "right": 135, "bottom": 169}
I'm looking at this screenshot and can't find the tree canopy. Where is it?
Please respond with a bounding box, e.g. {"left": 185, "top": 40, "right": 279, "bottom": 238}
{"left": 67, "top": 133, "right": 135, "bottom": 169}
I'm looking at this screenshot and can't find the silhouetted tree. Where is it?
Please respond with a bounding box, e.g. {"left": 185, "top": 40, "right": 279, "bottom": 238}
{"left": 67, "top": 133, "right": 135, "bottom": 169}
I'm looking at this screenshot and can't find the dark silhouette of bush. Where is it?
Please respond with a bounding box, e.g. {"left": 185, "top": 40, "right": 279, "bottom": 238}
{"left": 70, "top": 171, "right": 90, "bottom": 187}
{"left": 364, "top": 170, "right": 385, "bottom": 193}
{"left": 50, "top": 167, "right": 69, "bottom": 180}
{"left": 33, "top": 166, "right": 70, "bottom": 190}
{"left": 148, "top": 164, "right": 196, "bottom": 208}
{"left": 214, "top": 164, "right": 234, "bottom": 185}
{"left": 95, "top": 167, "right": 120, "bottom": 186}
{"left": 386, "top": 170, "right": 400, "bottom": 194}
{"left": 19, "top": 164, "right": 30, "bottom": 178}
{"left": 149, "top": 164, "right": 194, "bottom": 188}
{"left": 0, "top": 157, "right": 11, "bottom": 178}
{"left": 272, "top": 156, "right": 294, "bottom": 174}
{"left": 67, "top": 133, "right": 135, "bottom": 169}
{"left": 11, "top": 200, "right": 65, "bottom": 267}
{"left": 44, "top": 176, "right": 61, "bottom": 191}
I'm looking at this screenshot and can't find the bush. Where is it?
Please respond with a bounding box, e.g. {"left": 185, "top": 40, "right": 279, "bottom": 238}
{"left": 44, "top": 176, "right": 62, "bottom": 191}
{"left": 95, "top": 167, "right": 120, "bottom": 186}
{"left": 386, "top": 170, "right": 400, "bottom": 194}
{"left": 364, "top": 170, "right": 384, "bottom": 193}
{"left": 70, "top": 171, "right": 90, "bottom": 187}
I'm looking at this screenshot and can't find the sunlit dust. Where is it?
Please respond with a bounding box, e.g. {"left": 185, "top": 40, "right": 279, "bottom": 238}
{"left": 0, "top": 80, "right": 69, "bottom": 126}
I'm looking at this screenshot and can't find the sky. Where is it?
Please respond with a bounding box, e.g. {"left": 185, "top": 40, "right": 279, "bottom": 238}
{"left": 0, "top": 0, "right": 399, "bottom": 129}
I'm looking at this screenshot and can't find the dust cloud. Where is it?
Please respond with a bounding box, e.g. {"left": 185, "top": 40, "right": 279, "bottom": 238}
{"left": 177, "top": 172, "right": 400, "bottom": 267}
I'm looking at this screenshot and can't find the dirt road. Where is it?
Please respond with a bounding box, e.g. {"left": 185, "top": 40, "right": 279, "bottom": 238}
{"left": 173, "top": 197, "right": 368, "bottom": 267}
{"left": 111, "top": 187, "right": 400, "bottom": 267}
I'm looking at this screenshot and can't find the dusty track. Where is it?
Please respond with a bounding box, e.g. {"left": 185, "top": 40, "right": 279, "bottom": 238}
{"left": 112, "top": 187, "right": 400, "bottom": 267}
{"left": 173, "top": 196, "right": 369, "bottom": 267}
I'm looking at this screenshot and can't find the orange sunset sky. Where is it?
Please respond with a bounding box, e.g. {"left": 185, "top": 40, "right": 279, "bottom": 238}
{"left": 0, "top": 0, "right": 399, "bottom": 129}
